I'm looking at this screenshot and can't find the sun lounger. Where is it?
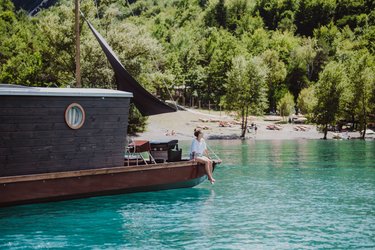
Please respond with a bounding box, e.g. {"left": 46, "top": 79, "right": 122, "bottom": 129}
{"left": 219, "top": 121, "right": 232, "bottom": 127}
{"left": 196, "top": 125, "right": 211, "bottom": 130}
{"left": 294, "top": 125, "right": 310, "bottom": 131}
{"left": 267, "top": 124, "right": 282, "bottom": 130}
{"left": 199, "top": 118, "right": 209, "bottom": 122}
{"left": 209, "top": 118, "right": 221, "bottom": 122}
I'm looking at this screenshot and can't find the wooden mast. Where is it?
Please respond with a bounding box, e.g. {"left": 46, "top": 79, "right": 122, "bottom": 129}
{"left": 75, "top": 0, "right": 81, "bottom": 87}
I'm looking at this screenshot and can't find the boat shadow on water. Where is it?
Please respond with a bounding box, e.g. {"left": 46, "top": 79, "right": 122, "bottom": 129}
{"left": 0, "top": 187, "right": 214, "bottom": 219}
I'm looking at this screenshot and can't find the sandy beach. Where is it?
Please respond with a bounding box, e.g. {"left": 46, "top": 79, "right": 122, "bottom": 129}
{"left": 135, "top": 108, "right": 371, "bottom": 141}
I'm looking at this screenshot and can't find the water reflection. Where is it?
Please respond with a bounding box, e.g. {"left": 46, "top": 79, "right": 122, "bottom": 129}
{"left": 118, "top": 188, "right": 216, "bottom": 248}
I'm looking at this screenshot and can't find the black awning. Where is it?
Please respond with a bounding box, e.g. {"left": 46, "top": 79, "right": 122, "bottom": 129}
{"left": 85, "top": 20, "right": 176, "bottom": 116}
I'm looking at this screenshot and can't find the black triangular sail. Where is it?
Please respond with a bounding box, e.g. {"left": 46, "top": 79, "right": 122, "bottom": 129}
{"left": 85, "top": 19, "right": 176, "bottom": 116}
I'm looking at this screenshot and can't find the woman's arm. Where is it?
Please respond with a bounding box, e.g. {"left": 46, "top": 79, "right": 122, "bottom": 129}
{"left": 190, "top": 139, "right": 198, "bottom": 160}
{"left": 203, "top": 140, "right": 210, "bottom": 158}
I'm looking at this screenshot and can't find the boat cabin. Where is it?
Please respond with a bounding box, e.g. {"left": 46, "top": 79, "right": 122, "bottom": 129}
{"left": 0, "top": 85, "right": 132, "bottom": 177}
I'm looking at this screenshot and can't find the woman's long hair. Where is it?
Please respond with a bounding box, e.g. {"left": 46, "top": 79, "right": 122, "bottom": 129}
{"left": 194, "top": 128, "right": 202, "bottom": 138}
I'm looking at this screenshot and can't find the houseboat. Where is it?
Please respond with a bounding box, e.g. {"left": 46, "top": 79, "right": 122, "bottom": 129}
{"left": 0, "top": 85, "right": 219, "bottom": 207}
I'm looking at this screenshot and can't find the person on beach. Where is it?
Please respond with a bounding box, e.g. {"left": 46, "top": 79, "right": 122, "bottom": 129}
{"left": 190, "top": 129, "right": 216, "bottom": 184}
{"left": 247, "top": 123, "right": 254, "bottom": 133}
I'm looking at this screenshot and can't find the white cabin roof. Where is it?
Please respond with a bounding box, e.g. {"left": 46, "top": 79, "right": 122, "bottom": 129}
{"left": 0, "top": 85, "right": 133, "bottom": 98}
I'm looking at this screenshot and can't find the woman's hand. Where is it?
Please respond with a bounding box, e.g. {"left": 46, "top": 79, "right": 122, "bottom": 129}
{"left": 191, "top": 152, "right": 196, "bottom": 162}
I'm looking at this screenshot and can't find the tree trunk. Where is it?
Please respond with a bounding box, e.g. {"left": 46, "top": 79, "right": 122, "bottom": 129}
{"left": 351, "top": 114, "right": 355, "bottom": 131}
{"left": 241, "top": 108, "right": 245, "bottom": 130}
{"left": 244, "top": 107, "right": 249, "bottom": 135}
{"left": 241, "top": 126, "right": 246, "bottom": 138}
{"left": 323, "top": 124, "right": 328, "bottom": 140}
{"left": 241, "top": 106, "right": 249, "bottom": 138}
{"left": 361, "top": 95, "right": 366, "bottom": 140}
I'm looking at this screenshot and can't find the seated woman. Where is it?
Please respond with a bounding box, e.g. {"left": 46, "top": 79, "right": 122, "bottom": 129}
{"left": 190, "top": 129, "right": 216, "bottom": 184}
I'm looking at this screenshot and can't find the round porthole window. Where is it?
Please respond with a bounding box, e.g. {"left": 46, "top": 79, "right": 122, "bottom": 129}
{"left": 65, "top": 103, "right": 85, "bottom": 129}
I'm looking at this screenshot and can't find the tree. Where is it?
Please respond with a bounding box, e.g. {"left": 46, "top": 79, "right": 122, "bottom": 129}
{"left": 225, "top": 55, "right": 268, "bottom": 137}
{"left": 226, "top": 0, "right": 250, "bottom": 33}
{"left": 278, "top": 10, "right": 297, "bottom": 32}
{"left": 297, "top": 86, "right": 316, "bottom": 121}
{"left": 215, "top": 0, "right": 227, "bottom": 28}
{"left": 312, "top": 23, "right": 341, "bottom": 81}
{"left": 292, "top": 37, "right": 318, "bottom": 81}
{"left": 335, "top": 0, "right": 374, "bottom": 29}
{"left": 224, "top": 55, "right": 248, "bottom": 115}
{"left": 203, "top": 28, "right": 243, "bottom": 107}
{"left": 241, "top": 28, "right": 270, "bottom": 55}
{"left": 198, "top": 0, "right": 208, "bottom": 9}
{"left": 204, "top": 0, "right": 227, "bottom": 28}
{"left": 345, "top": 51, "right": 375, "bottom": 139}
{"left": 127, "top": 104, "right": 147, "bottom": 134}
{"left": 295, "top": 0, "right": 336, "bottom": 36}
{"left": 261, "top": 49, "right": 287, "bottom": 112}
{"left": 277, "top": 92, "right": 295, "bottom": 120}
{"left": 165, "top": 25, "right": 206, "bottom": 105}
{"left": 313, "top": 61, "right": 347, "bottom": 139}
{"left": 284, "top": 37, "right": 318, "bottom": 108}
{"left": 0, "top": 3, "right": 47, "bottom": 86}
{"left": 269, "top": 30, "right": 300, "bottom": 64}
{"left": 254, "top": 0, "right": 298, "bottom": 31}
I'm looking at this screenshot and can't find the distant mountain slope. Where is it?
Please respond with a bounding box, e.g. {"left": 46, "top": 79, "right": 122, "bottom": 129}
{"left": 11, "top": 0, "right": 58, "bottom": 15}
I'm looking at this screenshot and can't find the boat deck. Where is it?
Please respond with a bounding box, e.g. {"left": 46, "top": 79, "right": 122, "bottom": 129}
{"left": 0, "top": 160, "right": 198, "bottom": 184}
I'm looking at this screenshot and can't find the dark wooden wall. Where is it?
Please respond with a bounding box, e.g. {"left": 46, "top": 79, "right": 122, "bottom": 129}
{"left": 0, "top": 96, "right": 130, "bottom": 177}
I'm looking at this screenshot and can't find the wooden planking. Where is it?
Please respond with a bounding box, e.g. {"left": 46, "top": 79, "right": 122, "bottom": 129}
{"left": 0, "top": 161, "right": 199, "bottom": 184}
{"left": 0, "top": 114, "right": 129, "bottom": 124}
{"left": 0, "top": 128, "right": 127, "bottom": 140}
{"left": 0, "top": 107, "right": 129, "bottom": 116}
{"left": 0, "top": 147, "right": 127, "bottom": 176}
{"left": 1, "top": 154, "right": 125, "bottom": 176}
{"left": 1, "top": 151, "right": 125, "bottom": 165}
{"left": 0, "top": 135, "right": 122, "bottom": 147}
{"left": 0, "top": 142, "right": 125, "bottom": 159}
{"left": 0, "top": 95, "right": 130, "bottom": 177}
{"left": 0, "top": 120, "right": 128, "bottom": 131}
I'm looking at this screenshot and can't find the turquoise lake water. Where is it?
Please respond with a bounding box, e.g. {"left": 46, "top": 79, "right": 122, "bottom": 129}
{"left": 0, "top": 140, "right": 374, "bottom": 249}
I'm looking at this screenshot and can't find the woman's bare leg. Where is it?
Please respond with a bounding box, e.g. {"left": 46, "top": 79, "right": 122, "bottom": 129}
{"left": 196, "top": 157, "right": 215, "bottom": 184}
{"left": 205, "top": 161, "right": 215, "bottom": 183}
{"left": 209, "top": 161, "right": 215, "bottom": 183}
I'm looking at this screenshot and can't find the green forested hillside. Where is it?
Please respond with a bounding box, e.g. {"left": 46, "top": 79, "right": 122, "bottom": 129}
{"left": 1, "top": 0, "right": 374, "bottom": 137}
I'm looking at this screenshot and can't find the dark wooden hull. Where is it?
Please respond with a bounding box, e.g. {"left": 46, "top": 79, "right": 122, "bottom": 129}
{"left": 0, "top": 161, "right": 217, "bottom": 207}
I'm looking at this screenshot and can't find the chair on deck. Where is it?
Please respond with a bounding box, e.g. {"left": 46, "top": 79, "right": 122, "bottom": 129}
{"left": 125, "top": 140, "right": 156, "bottom": 166}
